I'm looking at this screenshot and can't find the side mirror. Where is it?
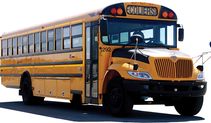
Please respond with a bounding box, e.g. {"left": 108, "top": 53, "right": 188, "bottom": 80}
{"left": 210, "top": 41, "right": 211, "bottom": 47}
{"left": 197, "top": 65, "right": 204, "bottom": 72}
{"left": 178, "top": 28, "right": 184, "bottom": 41}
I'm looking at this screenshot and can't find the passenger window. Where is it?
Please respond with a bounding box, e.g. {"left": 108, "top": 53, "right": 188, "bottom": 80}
{"left": 41, "top": 31, "right": 46, "bottom": 52}
{"left": 47, "top": 30, "right": 54, "bottom": 51}
{"left": 13, "top": 37, "right": 18, "bottom": 55}
{"left": 29, "top": 34, "right": 34, "bottom": 53}
{"left": 8, "top": 38, "right": 13, "bottom": 56}
{"left": 35, "top": 32, "right": 40, "bottom": 52}
{"left": 1, "top": 39, "right": 7, "bottom": 56}
{"left": 72, "top": 24, "right": 82, "bottom": 48}
{"left": 18, "top": 37, "right": 22, "bottom": 55}
{"left": 23, "top": 36, "right": 28, "bottom": 54}
{"left": 63, "top": 26, "right": 70, "bottom": 49}
{"left": 56, "top": 28, "right": 62, "bottom": 50}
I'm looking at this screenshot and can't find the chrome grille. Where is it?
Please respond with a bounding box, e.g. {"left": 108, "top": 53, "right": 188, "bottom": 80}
{"left": 155, "top": 59, "right": 193, "bottom": 78}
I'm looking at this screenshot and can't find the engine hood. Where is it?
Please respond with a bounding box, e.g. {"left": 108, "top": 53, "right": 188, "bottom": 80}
{"left": 112, "top": 48, "right": 191, "bottom": 64}
{"left": 128, "top": 48, "right": 191, "bottom": 58}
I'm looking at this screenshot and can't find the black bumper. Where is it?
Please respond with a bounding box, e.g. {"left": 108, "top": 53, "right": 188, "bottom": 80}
{"left": 123, "top": 80, "right": 207, "bottom": 97}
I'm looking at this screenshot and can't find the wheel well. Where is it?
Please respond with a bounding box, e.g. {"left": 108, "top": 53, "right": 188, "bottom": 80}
{"left": 102, "top": 70, "right": 121, "bottom": 94}
{"left": 20, "top": 71, "right": 32, "bottom": 89}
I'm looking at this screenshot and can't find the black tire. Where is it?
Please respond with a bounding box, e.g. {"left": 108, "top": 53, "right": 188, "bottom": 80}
{"left": 21, "top": 77, "right": 44, "bottom": 105}
{"left": 71, "top": 94, "right": 82, "bottom": 107}
{"left": 174, "top": 96, "right": 203, "bottom": 116}
{"left": 104, "top": 81, "right": 133, "bottom": 117}
{"left": 21, "top": 77, "right": 34, "bottom": 105}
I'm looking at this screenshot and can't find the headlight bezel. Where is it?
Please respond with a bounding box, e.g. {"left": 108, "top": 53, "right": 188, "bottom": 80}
{"left": 197, "top": 71, "right": 205, "bottom": 81}
{"left": 128, "top": 71, "right": 152, "bottom": 80}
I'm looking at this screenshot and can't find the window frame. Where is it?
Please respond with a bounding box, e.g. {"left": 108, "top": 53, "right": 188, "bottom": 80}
{"left": 41, "top": 31, "right": 47, "bottom": 52}
{"left": 63, "top": 26, "right": 71, "bottom": 49}
{"left": 55, "top": 28, "right": 62, "bottom": 50}
{"left": 29, "top": 34, "right": 34, "bottom": 53}
{"left": 18, "top": 36, "right": 23, "bottom": 55}
{"left": 12, "top": 37, "right": 18, "bottom": 56}
{"left": 35, "top": 32, "right": 40, "bottom": 53}
{"left": 47, "top": 29, "right": 55, "bottom": 51}
{"left": 71, "top": 24, "right": 82, "bottom": 48}
{"left": 8, "top": 38, "right": 13, "bottom": 56}
{"left": 1, "top": 39, "right": 7, "bottom": 56}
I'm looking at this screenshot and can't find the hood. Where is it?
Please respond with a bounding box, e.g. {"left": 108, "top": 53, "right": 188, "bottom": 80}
{"left": 128, "top": 48, "right": 191, "bottom": 58}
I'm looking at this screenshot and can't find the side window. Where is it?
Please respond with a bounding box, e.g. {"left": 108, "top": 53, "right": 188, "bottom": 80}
{"left": 18, "top": 37, "right": 22, "bottom": 55}
{"left": 56, "top": 28, "right": 62, "bottom": 50}
{"left": 23, "top": 36, "right": 28, "bottom": 54}
{"left": 8, "top": 38, "right": 13, "bottom": 56}
{"left": 13, "top": 37, "right": 17, "bottom": 55}
{"left": 29, "top": 34, "right": 34, "bottom": 53}
{"left": 41, "top": 31, "right": 46, "bottom": 52}
{"left": 63, "top": 26, "right": 70, "bottom": 49}
{"left": 1, "top": 39, "right": 7, "bottom": 56}
{"left": 47, "top": 30, "right": 54, "bottom": 51}
{"left": 35, "top": 32, "right": 40, "bottom": 52}
{"left": 72, "top": 24, "right": 82, "bottom": 48}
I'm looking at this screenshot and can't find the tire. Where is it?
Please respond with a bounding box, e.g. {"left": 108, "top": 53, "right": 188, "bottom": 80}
{"left": 71, "top": 94, "right": 82, "bottom": 107}
{"left": 174, "top": 96, "right": 203, "bottom": 116}
{"left": 21, "top": 77, "right": 44, "bottom": 105}
{"left": 21, "top": 77, "right": 34, "bottom": 105}
{"left": 104, "top": 81, "right": 133, "bottom": 117}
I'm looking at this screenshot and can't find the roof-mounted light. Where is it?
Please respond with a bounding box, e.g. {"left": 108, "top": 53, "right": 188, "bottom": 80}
{"left": 111, "top": 8, "right": 117, "bottom": 15}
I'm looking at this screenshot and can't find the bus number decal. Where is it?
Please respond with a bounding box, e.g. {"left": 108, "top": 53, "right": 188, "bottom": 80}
{"left": 100, "top": 47, "right": 111, "bottom": 52}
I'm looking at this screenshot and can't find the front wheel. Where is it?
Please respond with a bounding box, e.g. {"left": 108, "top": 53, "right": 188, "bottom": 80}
{"left": 104, "top": 81, "right": 133, "bottom": 116}
{"left": 174, "top": 96, "right": 203, "bottom": 116}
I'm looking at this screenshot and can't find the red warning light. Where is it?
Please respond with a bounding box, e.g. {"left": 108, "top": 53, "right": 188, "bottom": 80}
{"left": 111, "top": 8, "right": 117, "bottom": 15}
{"left": 168, "top": 12, "right": 174, "bottom": 19}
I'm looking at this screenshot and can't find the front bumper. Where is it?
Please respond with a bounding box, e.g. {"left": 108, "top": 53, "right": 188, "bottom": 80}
{"left": 123, "top": 80, "right": 207, "bottom": 97}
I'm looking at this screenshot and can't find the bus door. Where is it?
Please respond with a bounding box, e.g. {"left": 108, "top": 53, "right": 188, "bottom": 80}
{"left": 85, "top": 22, "right": 98, "bottom": 103}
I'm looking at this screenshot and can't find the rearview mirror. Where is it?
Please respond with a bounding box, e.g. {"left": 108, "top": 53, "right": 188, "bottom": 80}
{"left": 178, "top": 28, "right": 184, "bottom": 41}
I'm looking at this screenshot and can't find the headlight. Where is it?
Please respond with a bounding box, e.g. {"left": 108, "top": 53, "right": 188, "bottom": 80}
{"left": 128, "top": 71, "right": 152, "bottom": 80}
{"left": 197, "top": 72, "right": 205, "bottom": 81}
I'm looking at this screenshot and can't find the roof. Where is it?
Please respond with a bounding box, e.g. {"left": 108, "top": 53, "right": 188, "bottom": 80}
{"left": 1, "top": 10, "right": 101, "bottom": 38}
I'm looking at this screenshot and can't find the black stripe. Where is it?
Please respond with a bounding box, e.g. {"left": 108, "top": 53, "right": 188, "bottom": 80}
{"left": 0, "top": 48, "right": 82, "bottom": 59}
{"left": 0, "top": 74, "right": 82, "bottom": 78}
{"left": 112, "top": 48, "right": 149, "bottom": 64}
{"left": 0, "top": 60, "right": 82, "bottom": 68}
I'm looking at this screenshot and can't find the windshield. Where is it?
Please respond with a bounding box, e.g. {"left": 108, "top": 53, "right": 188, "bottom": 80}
{"left": 100, "top": 18, "right": 177, "bottom": 48}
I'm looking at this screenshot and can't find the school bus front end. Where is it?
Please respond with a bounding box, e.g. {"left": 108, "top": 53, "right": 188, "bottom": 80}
{"left": 99, "top": 2, "right": 207, "bottom": 116}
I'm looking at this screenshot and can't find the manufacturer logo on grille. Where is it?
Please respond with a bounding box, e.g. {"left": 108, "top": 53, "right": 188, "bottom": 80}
{"left": 171, "top": 55, "right": 177, "bottom": 61}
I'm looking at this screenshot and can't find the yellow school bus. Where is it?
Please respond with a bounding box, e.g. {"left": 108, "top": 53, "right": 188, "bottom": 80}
{"left": 0, "top": 2, "right": 207, "bottom": 116}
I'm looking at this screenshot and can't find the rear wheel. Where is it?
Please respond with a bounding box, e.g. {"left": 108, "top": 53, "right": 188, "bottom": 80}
{"left": 174, "top": 96, "right": 203, "bottom": 116}
{"left": 21, "top": 77, "right": 44, "bottom": 105}
{"left": 104, "top": 80, "right": 133, "bottom": 117}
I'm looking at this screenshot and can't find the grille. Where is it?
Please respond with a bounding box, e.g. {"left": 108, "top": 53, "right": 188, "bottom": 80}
{"left": 154, "top": 59, "right": 193, "bottom": 78}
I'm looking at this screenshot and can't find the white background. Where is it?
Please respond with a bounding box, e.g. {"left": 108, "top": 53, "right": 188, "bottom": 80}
{"left": 0, "top": 0, "right": 211, "bottom": 123}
